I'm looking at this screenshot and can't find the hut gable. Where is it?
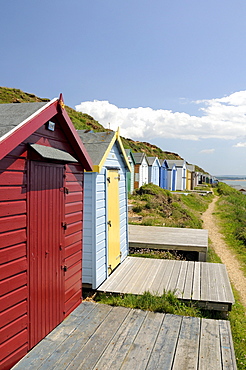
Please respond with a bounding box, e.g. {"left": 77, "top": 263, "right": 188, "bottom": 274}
{"left": 132, "top": 152, "right": 148, "bottom": 188}
{"left": 147, "top": 156, "right": 160, "bottom": 186}
{"left": 77, "top": 130, "right": 130, "bottom": 289}
{"left": 166, "top": 159, "right": 187, "bottom": 191}
{"left": 125, "top": 149, "right": 135, "bottom": 194}
{"left": 0, "top": 97, "right": 92, "bottom": 369}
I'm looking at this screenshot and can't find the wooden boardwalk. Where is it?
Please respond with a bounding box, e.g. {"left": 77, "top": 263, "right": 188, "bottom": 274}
{"left": 129, "top": 225, "right": 208, "bottom": 261}
{"left": 99, "top": 257, "right": 234, "bottom": 311}
{"left": 13, "top": 301, "right": 237, "bottom": 370}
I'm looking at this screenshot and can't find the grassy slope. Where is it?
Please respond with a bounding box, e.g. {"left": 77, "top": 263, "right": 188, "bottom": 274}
{"left": 0, "top": 86, "right": 183, "bottom": 160}
{"left": 129, "top": 183, "right": 213, "bottom": 229}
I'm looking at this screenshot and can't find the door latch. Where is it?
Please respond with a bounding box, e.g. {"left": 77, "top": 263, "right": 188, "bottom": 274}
{"left": 62, "top": 265, "right": 68, "bottom": 272}
{"left": 107, "top": 220, "right": 112, "bottom": 227}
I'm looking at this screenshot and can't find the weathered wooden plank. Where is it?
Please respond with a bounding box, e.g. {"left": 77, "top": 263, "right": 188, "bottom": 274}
{"left": 166, "top": 260, "right": 183, "bottom": 292}
{"left": 129, "top": 225, "right": 208, "bottom": 260}
{"left": 156, "top": 259, "right": 176, "bottom": 295}
{"left": 146, "top": 314, "right": 182, "bottom": 370}
{"left": 174, "top": 260, "right": 188, "bottom": 298}
{"left": 172, "top": 316, "right": 200, "bottom": 369}
{"left": 182, "top": 261, "right": 195, "bottom": 300}
{"left": 39, "top": 303, "right": 112, "bottom": 370}
{"left": 120, "top": 311, "right": 164, "bottom": 370}
{"left": 65, "top": 306, "right": 130, "bottom": 369}
{"left": 200, "top": 261, "right": 210, "bottom": 301}
{"left": 218, "top": 264, "right": 235, "bottom": 303}
{"left": 92, "top": 309, "right": 147, "bottom": 369}
{"left": 148, "top": 259, "right": 170, "bottom": 294}
{"left": 219, "top": 319, "right": 237, "bottom": 369}
{"left": 199, "top": 319, "right": 222, "bottom": 370}
{"left": 135, "top": 259, "right": 162, "bottom": 295}
{"left": 192, "top": 261, "right": 201, "bottom": 301}
{"left": 14, "top": 302, "right": 98, "bottom": 370}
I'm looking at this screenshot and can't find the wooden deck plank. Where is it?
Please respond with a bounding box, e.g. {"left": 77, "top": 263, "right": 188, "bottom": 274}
{"left": 39, "top": 303, "right": 113, "bottom": 370}
{"left": 172, "top": 316, "right": 200, "bottom": 369}
{"left": 12, "top": 301, "right": 97, "bottom": 370}
{"left": 66, "top": 306, "right": 130, "bottom": 369}
{"left": 97, "top": 257, "right": 234, "bottom": 311}
{"left": 13, "top": 302, "right": 237, "bottom": 370}
{"left": 182, "top": 261, "right": 195, "bottom": 300}
{"left": 120, "top": 311, "right": 164, "bottom": 370}
{"left": 219, "top": 319, "right": 237, "bottom": 369}
{"left": 174, "top": 260, "right": 189, "bottom": 298}
{"left": 129, "top": 225, "right": 208, "bottom": 261}
{"left": 92, "top": 309, "right": 147, "bottom": 370}
{"left": 192, "top": 261, "right": 201, "bottom": 301}
{"left": 199, "top": 319, "right": 222, "bottom": 370}
{"left": 146, "top": 314, "right": 182, "bottom": 370}
{"left": 166, "top": 260, "right": 183, "bottom": 292}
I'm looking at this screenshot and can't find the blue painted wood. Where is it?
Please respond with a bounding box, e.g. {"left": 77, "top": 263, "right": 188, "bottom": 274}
{"left": 82, "top": 142, "right": 129, "bottom": 289}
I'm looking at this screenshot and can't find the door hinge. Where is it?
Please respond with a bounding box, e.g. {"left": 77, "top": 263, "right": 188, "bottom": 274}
{"left": 62, "top": 221, "right": 67, "bottom": 230}
{"left": 64, "top": 187, "right": 69, "bottom": 194}
{"left": 107, "top": 177, "right": 110, "bottom": 183}
{"left": 107, "top": 220, "right": 112, "bottom": 227}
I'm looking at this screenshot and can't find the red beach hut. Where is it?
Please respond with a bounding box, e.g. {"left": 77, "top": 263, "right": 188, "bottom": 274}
{"left": 0, "top": 95, "right": 92, "bottom": 369}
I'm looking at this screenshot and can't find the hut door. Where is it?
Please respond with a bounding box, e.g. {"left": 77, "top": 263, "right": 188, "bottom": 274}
{"left": 29, "top": 161, "right": 65, "bottom": 349}
{"left": 107, "top": 169, "right": 120, "bottom": 274}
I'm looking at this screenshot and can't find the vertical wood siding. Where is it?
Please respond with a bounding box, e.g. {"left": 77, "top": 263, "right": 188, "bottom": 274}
{"left": 0, "top": 117, "right": 84, "bottom": 369}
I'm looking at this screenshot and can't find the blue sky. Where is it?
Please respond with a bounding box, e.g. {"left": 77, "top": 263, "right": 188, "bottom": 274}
{"left": 2, "top": 1, "right": 246, "bottom": 175}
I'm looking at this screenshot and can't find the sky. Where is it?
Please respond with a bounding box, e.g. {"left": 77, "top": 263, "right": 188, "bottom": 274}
{"left": 2, "top": 1, "right": 246, "bottom": 175}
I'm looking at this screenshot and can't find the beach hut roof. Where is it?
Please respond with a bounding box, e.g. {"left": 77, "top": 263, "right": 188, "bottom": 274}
{"left": 77, "top": 129, "right": 131, "bottom": 173}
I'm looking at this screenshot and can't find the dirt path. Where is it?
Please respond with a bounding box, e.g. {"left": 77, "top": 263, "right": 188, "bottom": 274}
{"left": 201, "top": 195, "right": 246, "bottom": 309}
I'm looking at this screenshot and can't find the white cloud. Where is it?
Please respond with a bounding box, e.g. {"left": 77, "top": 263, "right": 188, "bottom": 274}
{"left": 233, "top": 142, "right": 246, "bottom": 147}
{"left": 199, "top": 149, "right": 215, "bottom": 154}
{"left": 75, "top": 90, "right": 246, "bottom": 141}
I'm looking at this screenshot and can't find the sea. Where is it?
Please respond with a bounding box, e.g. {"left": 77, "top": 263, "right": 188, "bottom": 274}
{"left": 217, "top": 177, "right": 246, "bottom": 192}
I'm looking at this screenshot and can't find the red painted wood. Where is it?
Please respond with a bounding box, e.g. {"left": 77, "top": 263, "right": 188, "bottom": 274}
{"left": 65, "top": 202, "right": 83, "bottom": 215}
{"left": 65, "top": 231, "right": 82, "bottom": 248}
{"left": 64, "top": 290, "right": 82, "bottom": 316}
{"left": 1, "top": 314, "right": 28, "bottom": 344}
{"left": 0, "top": 201, "right": 26, "bottom": 217}
{"left": 0, "top": 157, "right": 26, "bottom": 171}
{"left": 65, "top": 182, "right": 83, "bottom": 193}
{"left": 65, "top": 269, "right": 81, "bottom": 292}
{"left": 0, "top": 186, "right": 27, "bottom": 201}
{"left": 1, "top": 272, "right": 27, "bottom": 296}
{"left": 0, "top": 329, "right": 28, "bottom": 362}
{"left": 65, "top": 279, "right": 82, "bottom": 302}
{"left": 29, "top": 161, "right": 65, "bottom": 349}
{"left": 65, "top": 241, "right": 81, "bottom": 259}
{"left": 65, "top": 211, "right": 82, "bottom": 225}
{"left": 65, "top": 221, "right": 82, "bottom": 236}
{"left": 0, "top": 258, "right": 27, "bottom": 280}
{"left": 0, "top": 286, "right": 28, "bottom": 312}
{"left": 65, "top": 192, "right": 83, "bottom": 203}
{"left": 0, "top": 229, "right": 26, "bottom": 249}
{"left": 0, "top": 214, "right": 26, "bottom": 233}
{"left": 0, "top": 243, "right": 26, "bottom": 263}
{"left": 65, "top": 250, "right": 82, "bottom": 268}
{"left": 0, "top": 171, "right": 26, "bottom": 185}
{"left": 0, "top": 343, "right": 27, "bottom": 370}
{"left": 64, "top": 260, "right": 81, "bottom": 281}
{"left": 65, "top": 172, "right": 83, "bottom": 182}
{"left": 1, "top": 301, "right": 27, "bottom": 328}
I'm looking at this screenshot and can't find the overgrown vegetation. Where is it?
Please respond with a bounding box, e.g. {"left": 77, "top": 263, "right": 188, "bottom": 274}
{"left": 95, "top": 291, "right": 202, "bottom": 317}
{"left": 0, "top": 86, "right": 189, "bottom": 161}
{"left": 215, "top": 182, "right": 246, "bottom": 276}
{"left": 129, "top": 183, "right": 213, "bottom": 229}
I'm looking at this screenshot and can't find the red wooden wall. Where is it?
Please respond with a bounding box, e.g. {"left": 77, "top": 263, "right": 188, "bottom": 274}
{"left": 0, "top": 116, "right": 84, "bottom": 369}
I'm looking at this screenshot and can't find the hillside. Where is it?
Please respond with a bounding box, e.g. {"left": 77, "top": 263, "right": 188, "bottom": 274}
{"left": 0, "top": 86, "right": 204, "bottom": 166}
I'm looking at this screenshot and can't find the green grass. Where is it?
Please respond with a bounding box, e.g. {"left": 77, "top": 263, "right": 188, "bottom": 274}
{"left": 215, "top": 182, "right": 246, "bottom": 276}
{"left": 228, "top": 287, "right": 246, "bottom": 369}
{"left": 95, "top": 291, "right": 202, "bottom": 317}
{"left": 129, "top": 183, "right": 213, "bottom": 228}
